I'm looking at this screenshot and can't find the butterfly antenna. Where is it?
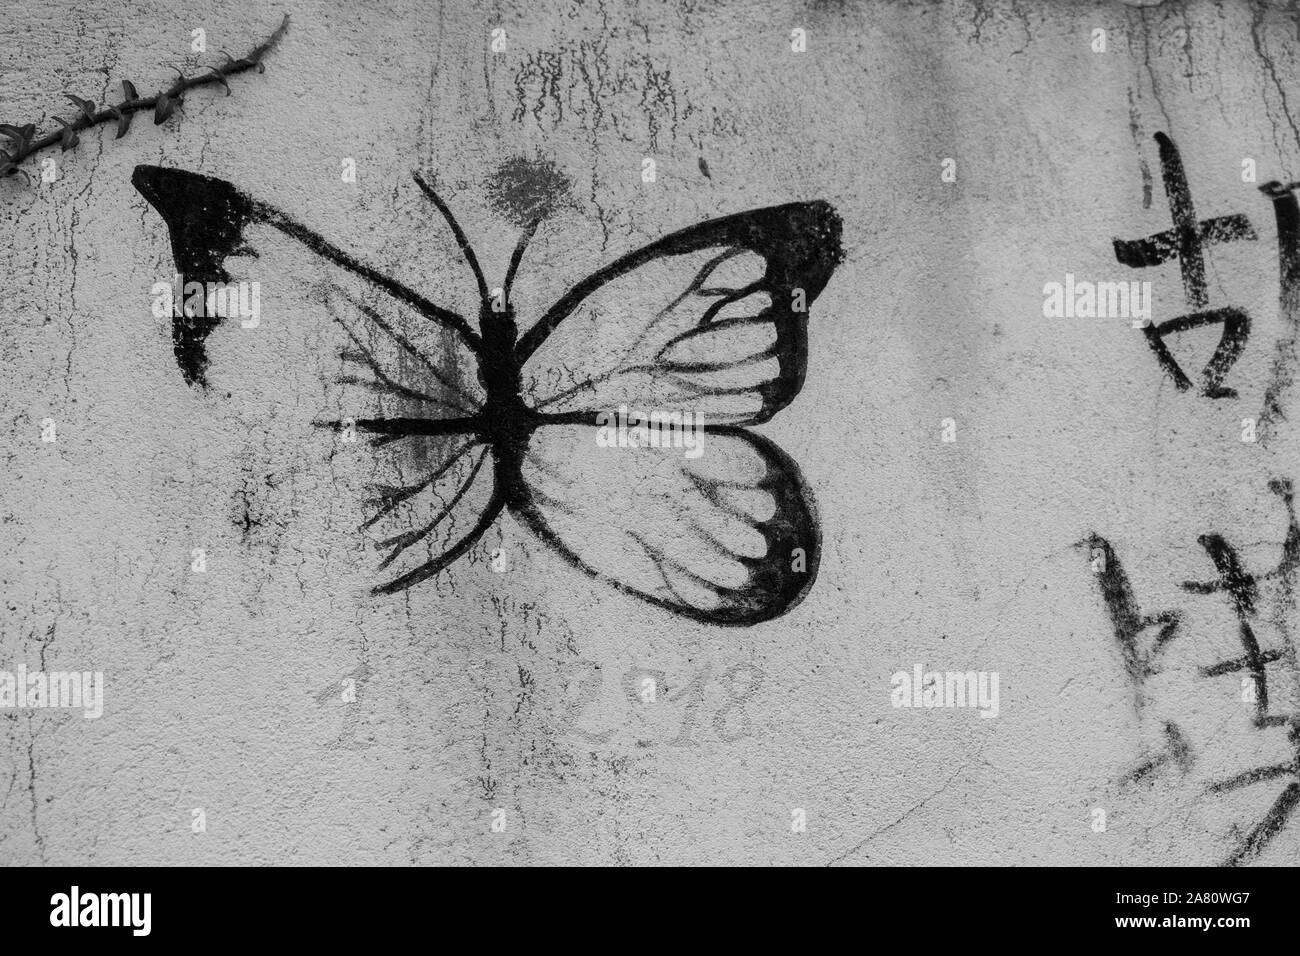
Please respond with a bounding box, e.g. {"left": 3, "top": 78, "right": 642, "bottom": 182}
{"left": 504, "top": 217, "right": 542, "bottom": 302}
{"left": 412, "top": 171, "right": 491, "bottom": 307}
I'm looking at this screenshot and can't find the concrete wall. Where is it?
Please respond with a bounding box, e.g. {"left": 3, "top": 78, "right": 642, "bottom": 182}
{"left": 3, "top": 0, "right": 1300, "bottom": 865}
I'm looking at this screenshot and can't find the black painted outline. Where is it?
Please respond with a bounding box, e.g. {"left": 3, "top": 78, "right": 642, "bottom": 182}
{"left": 1113, "top": 132, "right": 1258, "bottom": 398}
{"left": 133, "top": 165, "right": 842, "bottom": 626}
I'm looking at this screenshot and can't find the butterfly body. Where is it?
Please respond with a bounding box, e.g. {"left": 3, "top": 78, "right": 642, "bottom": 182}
{"left": 475, "top": 303, "right": 539, "bottom": 509}
{"left": 134, "top": 164, "right": 843, "bottom": 625}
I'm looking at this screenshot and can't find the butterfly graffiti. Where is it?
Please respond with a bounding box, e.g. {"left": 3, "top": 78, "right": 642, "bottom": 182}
{"left": 133, "top": 165, "right": 843, "bottom": 625}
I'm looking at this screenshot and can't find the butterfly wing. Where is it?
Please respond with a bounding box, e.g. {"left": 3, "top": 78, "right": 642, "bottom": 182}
{"left": 133, "top": 165, "right": 501, "bottom": 595}
{"left": 511, "top": 202, "right": 841, "bottom": 624}
{"left": 132, "top": 164, "right": 483, "bottom": 387}
{"left": 517, "top": 422, "right": 820, "bottom": 625}
{"left": 516, "top": 201, "right": 842, "bottom": 425}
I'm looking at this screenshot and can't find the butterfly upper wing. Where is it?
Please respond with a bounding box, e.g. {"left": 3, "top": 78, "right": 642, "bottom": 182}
{"left": 133, "top": 165, "right": 500, "bottom": 595}
{"left": 132, "top": 165, "right": 483, "bottom": 387}
{"left": 511, "top": 202, "right": 841, "bottom": 624}
{"left": 516, "top": 201, "right": 843, "bottom": 425}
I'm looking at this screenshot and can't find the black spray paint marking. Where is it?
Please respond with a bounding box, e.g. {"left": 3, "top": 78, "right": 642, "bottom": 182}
{"left": 1180, "top": 479, "right": 1300, "bottom": 731}
{"left": 1257, "top": 181, "right": 1300, "bottom": 443}
{"left": 1122, "top": 722, "right": 1194, "bottom": 786}
{"left": 485, "top": 155, "right": 574, "bottom": 228}
{"left": 1088, "top": 479, "right": 1300, "bottom": 865}
{"left": 1226, "top": 779, "right": 1300, "bottom": 867}
{"left": 133, "top": 164, "right": 841, "bottom": 626}
{"left": 1083, "top": 536, "right": 1195, "bottom": 796}
{"left": 1083, "top": 533, "right": 1183, "bottom": 691}
{"left": 1113, "top": 132, "right": 1258, "bottom": 398}
{"left": 1125, "top": 89, "right": 1154, "bottom": 210}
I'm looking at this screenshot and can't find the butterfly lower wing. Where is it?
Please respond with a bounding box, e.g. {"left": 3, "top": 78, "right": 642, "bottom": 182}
{"left": 356, "top": 434, "right": 503, "bottom": 594}
{"left": 134, "top": 165, "right": 498, "bottom": 594}
{"left": 516, "top": 201, "right": 842, "bottom": 426}
{"left": 515, "top": 424, "right": 819, "bottom": 625}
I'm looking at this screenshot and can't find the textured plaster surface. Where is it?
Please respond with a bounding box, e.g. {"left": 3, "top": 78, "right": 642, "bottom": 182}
{"left": 3, "top": 0, "right": 1300, "bottom": 865}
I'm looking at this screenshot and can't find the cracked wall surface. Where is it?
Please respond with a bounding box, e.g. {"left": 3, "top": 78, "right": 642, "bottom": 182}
{"left": 4, "top": 0, "right": 1300, "bottom": 866}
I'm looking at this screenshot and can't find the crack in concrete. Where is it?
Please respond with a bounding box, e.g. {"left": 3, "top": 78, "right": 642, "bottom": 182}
{"left": 1250, "top": 2, "right": 1300, "bottom": 182}
{"left": 827, "top": 754, "right": 979, "bottom": 866}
